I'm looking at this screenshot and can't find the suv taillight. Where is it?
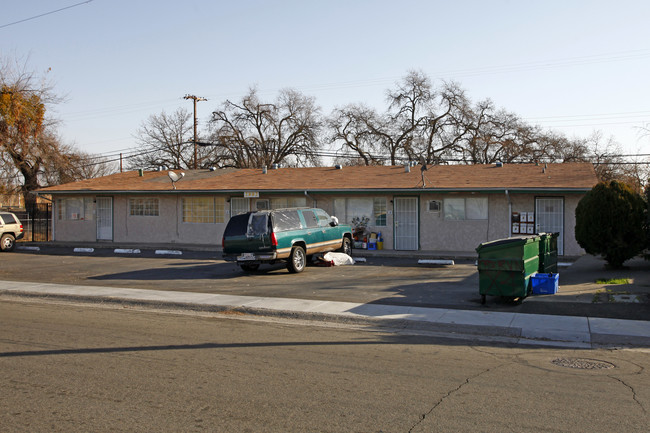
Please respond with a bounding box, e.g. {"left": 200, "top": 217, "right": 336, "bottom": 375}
{"left": 271, "top": 232, "right": 277, "bottom": 246}
{"left": 19, "top": 224, "right": 23, "bottom": 233}
{"left": 221, "top": 236, "right": 225, "bottom": 249}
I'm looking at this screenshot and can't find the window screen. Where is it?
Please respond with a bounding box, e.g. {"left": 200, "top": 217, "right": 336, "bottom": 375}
{"left": 466, "top": 198, "right": 488, "bottom": 220}
{"left": 443, "top": 198, "right": 465, "bottom": 220}
{"left": 444, "top": 197, "right": 488, "bottom": 220}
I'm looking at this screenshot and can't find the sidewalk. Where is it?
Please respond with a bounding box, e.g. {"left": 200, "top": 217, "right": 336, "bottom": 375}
{"left": 2, "top": 279, "right": 649, "bottom": 349}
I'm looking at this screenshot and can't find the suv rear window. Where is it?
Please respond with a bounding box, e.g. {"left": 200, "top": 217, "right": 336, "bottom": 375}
{"left": 0, "top": 213, "right": 17, "bottom": 224}
{"left": 273, "top": 210, "right": 302, "bottom": 232}
{"left": 224, "top": 213, "right": 251, "bottom": 236}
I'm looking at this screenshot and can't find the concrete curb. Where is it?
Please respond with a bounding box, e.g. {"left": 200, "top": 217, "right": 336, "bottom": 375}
{"left": 1, "top": 280, "right": 648, "bottom": 348}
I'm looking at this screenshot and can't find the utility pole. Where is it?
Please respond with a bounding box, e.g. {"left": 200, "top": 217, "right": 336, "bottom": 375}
{"left": 184, "top": 94, "right": 207, "bottom": 169}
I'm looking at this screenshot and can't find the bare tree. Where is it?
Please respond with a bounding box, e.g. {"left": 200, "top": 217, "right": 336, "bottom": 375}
{"left": 129, "top": 108, "right": 192, "bottom": 170}
{"left": 0, "top": 56, "right": 65, "bottom": 206}
{"left": 328, "top": 72, "right": 470, "bottom": 165}
{"left": 328, "top": 104, "right": 384, "bottom": 165}
{"left": 41, "top": 144, "right": 116, "bottom": 185}
{"left": 209, "top": 88, "right": 322, "bottom": 168}
{"left": 416, "top": 81, "right": 473, "bottom": 164}
{"left": 129, "top": 107, "right": 217, "bottom": 170}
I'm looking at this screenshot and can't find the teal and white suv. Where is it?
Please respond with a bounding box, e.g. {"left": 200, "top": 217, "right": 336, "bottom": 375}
{"left": 222, "top": 208, "right": 353, "bottom": 273}
{"left": 0, "top": 212, "right": 24, "bottom": 252}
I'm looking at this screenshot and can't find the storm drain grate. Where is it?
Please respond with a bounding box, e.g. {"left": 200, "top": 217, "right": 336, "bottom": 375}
{"left": 552, "top": 357, "right": 615, "bottom": 370}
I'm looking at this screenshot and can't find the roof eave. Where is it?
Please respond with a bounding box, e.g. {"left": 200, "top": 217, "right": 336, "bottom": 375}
{"left": 38, "top": 186, "right": 594, "bottom": 195}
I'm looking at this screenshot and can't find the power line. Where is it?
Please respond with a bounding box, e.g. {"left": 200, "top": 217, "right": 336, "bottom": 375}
{"left": 0, "top": 0, "right": 94, "bottom": 30}
{"left": 525, "top": 109, "right": 650, "bottom": 121}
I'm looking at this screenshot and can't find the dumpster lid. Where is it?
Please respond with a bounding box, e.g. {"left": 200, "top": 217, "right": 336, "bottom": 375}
{"left": 476, "top": 235, "right": 541, "bottom": 252}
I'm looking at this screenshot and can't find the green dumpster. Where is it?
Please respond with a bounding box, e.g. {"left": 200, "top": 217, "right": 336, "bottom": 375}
{"left": 476, "top": 236, "right": 541, "bottom": 304}
{"left": 538, "top": 232, "right": 559, "bottom": 273}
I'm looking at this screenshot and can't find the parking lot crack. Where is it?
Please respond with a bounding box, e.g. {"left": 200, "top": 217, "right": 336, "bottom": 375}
{"left": 407, "top": 364, "right": 503, "bottom": 432}
{"left": 608, "top": 374, "right": 647, "bottom": 414}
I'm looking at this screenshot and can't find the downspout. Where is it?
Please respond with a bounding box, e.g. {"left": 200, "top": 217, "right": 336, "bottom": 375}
{"left": 304, "top": 191, "right": 316, "bottom": 207}
{"left": 505, "top": 189, "right": 511, "bottom": 237}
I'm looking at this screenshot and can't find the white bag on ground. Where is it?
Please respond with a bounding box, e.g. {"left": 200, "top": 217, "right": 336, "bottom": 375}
{"left": 323, "top": 252, "right": 355, "bottom": 266}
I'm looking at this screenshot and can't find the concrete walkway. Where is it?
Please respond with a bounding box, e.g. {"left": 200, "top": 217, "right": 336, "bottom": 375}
{"left": 2, "top": 279, "right": 649, "bottom": 349}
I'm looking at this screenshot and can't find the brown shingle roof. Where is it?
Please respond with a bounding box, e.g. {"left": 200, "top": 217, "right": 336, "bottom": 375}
{"left": 38, "top": 163, "right": 598, "bottom": 194}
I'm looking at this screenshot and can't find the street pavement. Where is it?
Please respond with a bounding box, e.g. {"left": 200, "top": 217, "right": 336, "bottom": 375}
{"left": 2, "top": 246, "right": 649, "bottom": 348}
{"left": 3, "top": 243, "right": 649, "bottom": 348}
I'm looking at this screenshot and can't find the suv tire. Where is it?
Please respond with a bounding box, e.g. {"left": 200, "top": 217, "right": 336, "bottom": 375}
{"left": 287, "top": 245, "right": 306, "bottom": 273}
{"left": 338, "top": 237, "right": 352, "bottom": 256}
{"left": 240, "top": 263, "right": 260, "bottom": 272}
{"left": 1, "top": 234, "right": 16, "bottom": 252}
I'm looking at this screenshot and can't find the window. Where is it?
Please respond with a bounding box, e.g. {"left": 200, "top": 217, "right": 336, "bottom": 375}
{"left": 182, "top": 197, "right": 226, "bottom": 223}
{"left": 58, "top": 197, "right": 93, "bottom": 220}
{"left": 333, "top": 197, "right": 387, "bottom": 227}
{"left": 255, "top": 199, "right": 269, "bottom": 210}
{"left": 224, "top": 213, "right": 249, "bottom": 236}
{"left": 129, "top": 198, "right": 159, "bottom": 216}
{"left": 374, "top": 198, "right": 387, "bottom": 226}
{"left": 443, "top": 197, "right": 488, "bottom": 220}
{"left": 214, "top": 197, "right": 225, "bottom": 222}
{"left": 270, "top": 197, "right": 307, "bottom": 209}
{"left": 466, "top": 197, "right": 488, "bottom": 220}
{"left": 273, "top": 210, "right": 302, "bottom": 231}
{"left": 314, "top": 209, "right": 331, "bottom": 227}
{"left": 301, "top": 210, "right": 319, "bottom": 228}
{"left": 248, "top": 213, "right": 269, "bottom": 236}
{"left": 0, "top": 213, "right": 16, "bottom": 224}
{"left": 183, "top": 197, "right": 213, "bottom": 223}
{"left": 230, "top": 197, "right": 250, "bottom": 216}
{"left": 443, "top": 198, "right": 465, "bottom": 220}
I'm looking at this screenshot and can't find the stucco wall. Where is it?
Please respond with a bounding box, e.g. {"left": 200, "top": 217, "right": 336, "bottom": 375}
{"left": 419, "top": 193, "right": 508, "bottom": 252}
{"left": 53, "top": 209, "right": 97, "bottom": 242}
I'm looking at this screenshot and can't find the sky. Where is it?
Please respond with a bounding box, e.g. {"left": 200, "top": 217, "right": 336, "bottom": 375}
{"left": 2, "top": 0, "right": 650, "bottom": 163}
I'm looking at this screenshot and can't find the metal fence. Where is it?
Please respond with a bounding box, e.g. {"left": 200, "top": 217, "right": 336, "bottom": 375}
{"left": 12, "top": 203, "right": 52, "bottom": 242}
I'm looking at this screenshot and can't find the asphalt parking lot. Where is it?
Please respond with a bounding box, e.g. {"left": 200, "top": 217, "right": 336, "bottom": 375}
{"left": 2, "top": 244, "right": 649, "bottom": 320}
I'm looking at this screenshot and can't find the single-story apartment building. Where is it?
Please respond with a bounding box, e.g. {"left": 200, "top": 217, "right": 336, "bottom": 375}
{"left": 37, "top": 162, "right": 599, "bottom": 256}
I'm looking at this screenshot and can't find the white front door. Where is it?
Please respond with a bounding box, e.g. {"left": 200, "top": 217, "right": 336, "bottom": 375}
{"left": 394, "top": 197, "right": 418, "bottom": 250}
{"left": 96, "top": 197, "right": 113, "bottom": 241}
{"left": 536, "top": 197, "right": 564, "bottom": 255}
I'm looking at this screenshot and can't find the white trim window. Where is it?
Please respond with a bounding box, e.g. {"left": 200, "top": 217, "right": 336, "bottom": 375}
{"left": 333, "top": 197, "right": 387, "bottom": 227}
{"left": 57, "top": 197, "right": 94, "bottom": 220}
{"left": 373, "top": 198, "right": 387, "bottom": 226}
{"left": 255, "top": 199, "right": 270, "bottom": 210}
{"left": 182, "top": 197, "right": 226, "bottom": 223}
{"left": 129, "top": 198, "right": 159, "bottom": 216}
{"left": 443, "top": 197, "right": 488, "bottom": 220}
